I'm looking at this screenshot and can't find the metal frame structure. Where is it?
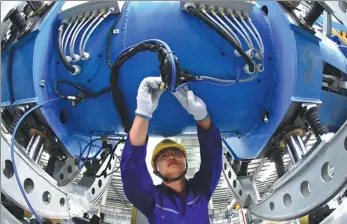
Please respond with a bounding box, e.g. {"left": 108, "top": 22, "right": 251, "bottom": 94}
{"left": 222, "top": 121, "right": 347, "bottom": 221}
{"left": 1, "top": 131, "right": 118, "bottom": 219}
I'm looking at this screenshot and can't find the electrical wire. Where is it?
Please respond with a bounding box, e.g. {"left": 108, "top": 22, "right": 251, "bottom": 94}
{"left": 69, "top": 14, "right": 88, "bottom": 60}
{"left": 54, "top": 80, "right": 111, "bottom": 102}
{"left": 107, "top": 1, "right": 130, "bottom": 69}
{"left": 210, "top": 9, "right": 242, "bottom": 47}
{"left": 58, "top": 24, "right": 76, "bottom": 73}
{"left": 80, "top": 8, "right": 114, "bottom": 58}
{"left": 223, "top": 13, "right": 253, "bottom": 49}
{"left": 10, "top": 98, "right": 60, "bottom": 224}
{"left": 230, "top": 13, "right": 254, "bottom": 50}
{"left": 79, "top": 12, "right": 102, "bottom": 58}
{"left": 64, "top": 17, "right": 80, "bottom": 56}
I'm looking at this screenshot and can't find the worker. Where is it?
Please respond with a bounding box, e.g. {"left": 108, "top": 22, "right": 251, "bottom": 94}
{"left": 121, "top": 77, "right": 222, "bottom": 223}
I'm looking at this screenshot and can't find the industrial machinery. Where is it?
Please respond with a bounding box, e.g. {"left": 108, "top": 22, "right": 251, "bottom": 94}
{"left": 1, "top": 1, "right": 346, "bottom": 223}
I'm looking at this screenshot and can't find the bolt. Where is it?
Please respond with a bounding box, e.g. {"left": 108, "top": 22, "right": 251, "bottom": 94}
{"left": 39, "top": 80, "right": 45, "bottom": 87}
{"left": 71, "top": 101, "right": 76, "bottom": 107}
{"left": 113, "top": 29, "right": 119, "bottom": 34}
{"left": 263, "top": 114, "right": 269, "bottom": 124}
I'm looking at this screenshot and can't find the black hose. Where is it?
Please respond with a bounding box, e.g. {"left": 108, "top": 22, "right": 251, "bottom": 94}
{"left": 54, "top": 80, "right": 111, "bottom": 101}
{"left": 110, "top": 43, "right": 163, "bottom": 133}
{"left": 106, "top": 1, "right": 130, "bottom": 69}
{"left": 58, "top": 25, "right": 75, "bottom": 73}
{"left": 303, "top": 2, "right": 324, "bottom": 27}
{"left": 186, "top": 6, "right": 254, "bottom": 72}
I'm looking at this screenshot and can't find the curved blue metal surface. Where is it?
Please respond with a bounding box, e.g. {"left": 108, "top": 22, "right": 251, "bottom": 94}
{"left": 1, "top": 1, "right": 346, "bottom": 158}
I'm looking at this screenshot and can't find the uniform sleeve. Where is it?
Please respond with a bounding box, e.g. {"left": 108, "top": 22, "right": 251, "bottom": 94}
{"left": 120, "top": 137, "right": 154, "bottom": 217}
{"left": 191, "top": 124, "right": 223, "bottom": 200}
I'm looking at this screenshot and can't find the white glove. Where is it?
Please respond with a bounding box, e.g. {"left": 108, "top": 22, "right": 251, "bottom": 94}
{"left": 135, "top": 77, "right": 164, "bottom": 119}
{"left": 171, "top": 86, "right": 208, "bottom": 121}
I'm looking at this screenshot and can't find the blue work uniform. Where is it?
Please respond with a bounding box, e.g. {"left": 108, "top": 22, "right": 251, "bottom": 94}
{"left": 121, "top": 124, "right": 223, "bottom": 224}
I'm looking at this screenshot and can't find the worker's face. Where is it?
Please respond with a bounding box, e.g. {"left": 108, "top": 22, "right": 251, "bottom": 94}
{"left": 155, "top": 148, "right": 186, "bottom": 179}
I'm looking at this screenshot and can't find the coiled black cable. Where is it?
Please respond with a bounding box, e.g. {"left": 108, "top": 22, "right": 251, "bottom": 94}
{"left": 106, "top": 1, "right": 130, "bottom": 69}
{"left": 186, "top": 6, "right": 254, "bottom": 72}
{"left": 58, "top": 24, "right": 75, "bottom": 73}
{"left": 110, "top": 43, "right": 164, "bottom": 133}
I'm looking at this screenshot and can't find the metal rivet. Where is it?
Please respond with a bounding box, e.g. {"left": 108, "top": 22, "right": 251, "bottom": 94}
{"left": 263, "top": 114, "right": 269, "bottom": 124}
{"left": 72, "top": 101, "right": 77, "bottom": 107}
{"left": 39, "top": 80, "right": 45, "bottom": 87}
{"left": 113, "top": 29, "right": 119, "bottom": 34}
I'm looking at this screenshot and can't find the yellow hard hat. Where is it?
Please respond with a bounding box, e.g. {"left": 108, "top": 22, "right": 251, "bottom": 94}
{"left": 151, "top": 139, "right": 187, "bottom": 169}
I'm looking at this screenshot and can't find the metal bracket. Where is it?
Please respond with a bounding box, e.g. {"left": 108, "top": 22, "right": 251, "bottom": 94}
{"left": 54, "top": 157, "right": 81, "bottom": 186}
{"left": 248, "top": 121, "right": 347, "bottom": 221}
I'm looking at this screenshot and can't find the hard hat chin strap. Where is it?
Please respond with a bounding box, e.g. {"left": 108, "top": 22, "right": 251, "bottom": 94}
{"left": 155, "top": 159, "right": 188, "bottom": 183}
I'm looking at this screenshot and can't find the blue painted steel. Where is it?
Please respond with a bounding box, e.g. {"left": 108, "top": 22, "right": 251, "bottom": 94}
{"left": 1, "top": 1, "right": 346, "bottom": 159}
{"left": 319, "top": 90, "right": 347, "bottom": 132}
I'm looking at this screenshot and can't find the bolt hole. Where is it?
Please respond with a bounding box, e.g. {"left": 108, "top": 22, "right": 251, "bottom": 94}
{"left": 60, "top": 198, "right": 65, "bottom": 207}
{"left": 60, "top": 173, "right": 64, "bottom": 180}
{"left": 228, "top": 171, "right": 231, "bottom": 179}
{"left": 67, "top": 165, "right": 72, "bottom": 174}
{"left": 283, "top": 194, "right": 292, "bottom": 207}
{"left": 98, "top": 179, "right": 102, "bottom": 188}
{"left": 224, "top": 163, "right": 227, "bottom": 170}
{"left": 233, "top": 180, "right": 236, "bottom": 188}
{"left": 74, "top": 158, "right": 79, "bottom": 166}
{"left": 60, "top": 109, "right": 67, "bottom": 124}
{"left": 3, "top": 160, "right": 14, "bottom": 179}
{"left": 42, "top": 191, "right": 51, "bottom": 205}
{"left": 261, "top": 5, "right": 268, "bottom": 16}
{"left": 92, "top": 188, "right": 95, "bottom": 195}
{"left": 108, "top": 164, "right": 111, "bottom": 170}
{"left": 24, "top": 178, "right": 34, "bottom": 194}
{"left": 300, "top": 181, "right": 311, "bottom": 197}
{"left": 321, "top": 162, "right": 334, "bottom": 182}
{"left": 344, "top": 137, "right": 347, "bottom": 152}
{"left": 239, "top": 190, "right": 242, "bottom": 196}
{"left": 269, "top": 202, "right": 275, "bottom": 211}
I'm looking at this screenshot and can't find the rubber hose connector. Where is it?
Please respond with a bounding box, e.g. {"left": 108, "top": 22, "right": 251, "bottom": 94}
{"left": 303, "top": 2, "right": 324, "bottom": 27}
{"left": 306, "top": 107, "right": 328, "bottom": 136}
{"left": 272, "top": 151, "right": 285, "bottom": 178}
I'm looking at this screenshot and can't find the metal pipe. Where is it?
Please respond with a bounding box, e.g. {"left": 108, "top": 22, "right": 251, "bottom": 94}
{"left": 201, "top": 8, "right": 240, "bottom": 49}
{"left": 27, "top": 134, "right": 44, "bottom": 161}
{"left": 61, "top": 20, "right": 73, "bottom": 53}
{"left": 63, "top": 17, "right": 80, "bottom": 56}
{"left": 80, "top": 8, "right": 114, "bottom": 59}
{"left": 210, "top": 9, "right": 242, "bottom": 47}
{"left": 285, "top": 135, "right": 307, "bottom": 164}
{"left": 223, "top": 13, "right": 252, "bottom": 50}
{"left": 237, "top": 12, "right": 263, "bottom": 55}
{"left": 69, "top": 12, "right": 95, "bottom": 61}
{"left": 34, "top": 144, "right": 45, "bottom": 163}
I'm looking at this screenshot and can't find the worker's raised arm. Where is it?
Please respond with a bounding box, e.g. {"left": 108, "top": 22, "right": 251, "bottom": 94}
{"left": 171, "top": 87, "right": 222, "bottom": 200}
{"left": 121, "top": 77, "right": 164, "bottom": 217}
{"left": 194, "top": 116, "right": 222, "bottom": 200}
